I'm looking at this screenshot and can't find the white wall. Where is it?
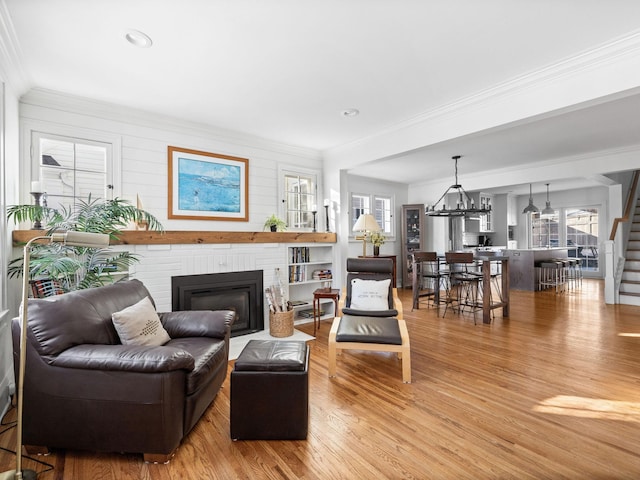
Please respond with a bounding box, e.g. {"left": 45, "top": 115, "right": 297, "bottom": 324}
{"left": 11, "top": 89, "right": 325, "bottom": 313}
{"left": 342, "top": 174, "right": 408, "bottom": 285}
{"left": 0, "top": 51, "right": 26, "bottom": 422}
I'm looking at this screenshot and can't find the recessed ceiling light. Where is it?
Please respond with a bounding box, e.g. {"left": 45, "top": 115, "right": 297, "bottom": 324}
{"left": 341, "top": 108, "right": 360, "bottom": 117}
{"left": 125, "top": 29, "right": 153, "bottom": 48}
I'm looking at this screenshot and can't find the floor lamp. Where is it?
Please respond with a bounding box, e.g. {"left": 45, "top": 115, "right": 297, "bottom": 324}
{"left": 1, "top": 231, "right": 110, "bottom": 480}
{"left": 353, "top": 214, "right": 381, "bottom": 257}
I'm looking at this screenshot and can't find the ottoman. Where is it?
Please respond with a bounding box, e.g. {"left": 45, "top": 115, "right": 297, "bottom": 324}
{"left": 230, "top": 340, "right": 309, "bottom": 440}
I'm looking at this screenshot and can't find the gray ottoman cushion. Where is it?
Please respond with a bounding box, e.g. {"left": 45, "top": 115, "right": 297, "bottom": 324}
{"left": 234, "top": 340, "right": 306, "bottom": 372}
{"left": 336, "top": 315, "right": 402, "bottom": 345}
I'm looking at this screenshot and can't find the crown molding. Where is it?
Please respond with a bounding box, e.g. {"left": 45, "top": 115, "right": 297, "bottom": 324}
{"left": 0, "top": 0, "right": 29, "bottom": 91}
{"left": 327, "top": 29, "right": 640, "bottom": 158}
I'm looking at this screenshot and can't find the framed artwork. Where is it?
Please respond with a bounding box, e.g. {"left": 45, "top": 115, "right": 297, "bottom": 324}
{"left": 168, "top": 146, "right": 249, "bottom": 221}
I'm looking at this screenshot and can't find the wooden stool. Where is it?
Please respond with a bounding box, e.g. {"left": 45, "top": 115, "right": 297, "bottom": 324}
{"left": 313, "top": 288, "right": 340, "bottom": 336}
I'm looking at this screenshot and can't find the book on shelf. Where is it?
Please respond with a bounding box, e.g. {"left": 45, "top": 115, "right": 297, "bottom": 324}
{"left": 290, "top": 246, "right": 311, "bottom": 263}
{"left": 312, "top": 269, "right": 332, "bottom": 280}
{"left": 298, "top": 308, "right": 324, "bottom": 318}
{"left": 290, "top": 300, "right": 308, "bottom": 306}
{"left": 289, "top": 265, "right": 306, "bottom": 283}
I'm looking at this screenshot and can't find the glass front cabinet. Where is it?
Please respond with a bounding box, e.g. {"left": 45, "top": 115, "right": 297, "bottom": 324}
{"left": 401, "top": 204, "right": 425, "bottom": 287}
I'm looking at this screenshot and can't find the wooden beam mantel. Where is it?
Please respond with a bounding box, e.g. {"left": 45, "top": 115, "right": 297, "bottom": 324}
{"left": 12, "top": 230, "right": 337, "bottom": 246}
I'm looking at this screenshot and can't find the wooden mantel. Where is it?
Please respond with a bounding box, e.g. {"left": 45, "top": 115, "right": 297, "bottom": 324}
{"left": 12, "top": 230, "right": 337, "bottom": 246}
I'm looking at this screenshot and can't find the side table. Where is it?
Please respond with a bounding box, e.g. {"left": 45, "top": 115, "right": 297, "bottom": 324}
{"left": 312, "top": 288, "right": 340, "bottom": 336}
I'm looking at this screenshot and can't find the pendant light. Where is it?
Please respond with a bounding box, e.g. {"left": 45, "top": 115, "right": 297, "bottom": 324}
{"left": 522, "top": 183, "right": 539, "bottom": 214}
{"left": 425, "top": 155, "right": 491, "bottom": 217}
{"left": 541, "top": 183, "right": 555, "bottom": 216}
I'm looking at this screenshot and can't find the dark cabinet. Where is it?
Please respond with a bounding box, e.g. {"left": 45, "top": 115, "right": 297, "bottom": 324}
{"left": 401, "top": 204, "right": 425, "bottom": 287}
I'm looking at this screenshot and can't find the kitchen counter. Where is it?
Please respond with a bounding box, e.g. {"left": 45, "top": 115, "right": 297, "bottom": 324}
{"left": 502, "top": 248, "right": 568, "bottom": 291}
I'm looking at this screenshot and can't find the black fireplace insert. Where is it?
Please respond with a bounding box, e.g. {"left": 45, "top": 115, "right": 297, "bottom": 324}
{"left": 171, "top": 270, "right": 264, "bottom": 337}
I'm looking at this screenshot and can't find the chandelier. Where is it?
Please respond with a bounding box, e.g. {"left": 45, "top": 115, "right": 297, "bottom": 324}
{"left": 425, "top": 155, "right": 491, "bottom": 217}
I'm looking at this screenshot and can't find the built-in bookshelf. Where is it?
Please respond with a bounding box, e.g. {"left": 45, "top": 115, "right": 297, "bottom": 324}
{"left": 287, "top": 244, "right": 335, "bottom": 322}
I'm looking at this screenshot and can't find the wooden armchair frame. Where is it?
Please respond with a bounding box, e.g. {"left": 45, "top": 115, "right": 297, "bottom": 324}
{"left": 328, "top": 258, "right": 411, "bottom": 383}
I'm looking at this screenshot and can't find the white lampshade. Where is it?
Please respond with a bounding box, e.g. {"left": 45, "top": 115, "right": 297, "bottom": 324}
{"left": 353, "top": 214, "right": 381, "bottom": 233}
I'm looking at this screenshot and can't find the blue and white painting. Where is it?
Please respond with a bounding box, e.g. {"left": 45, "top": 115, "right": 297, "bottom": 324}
{"left": 178, "top": 157, "right": 241, "bottom": 213}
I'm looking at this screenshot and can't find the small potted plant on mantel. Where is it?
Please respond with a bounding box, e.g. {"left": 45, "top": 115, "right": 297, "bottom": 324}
{"left": 369, "top": 231, "right": 386, "bottom": 256}
{"left": 263, "top": 214, "right": 287, "bottom": 232}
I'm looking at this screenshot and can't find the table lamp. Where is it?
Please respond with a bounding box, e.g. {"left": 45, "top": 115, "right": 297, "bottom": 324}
{"left": 352, "top": 214, "right": 381, "bottom": 257}
{"left": 0, "top": 231, "right": 110, "bottom": 480}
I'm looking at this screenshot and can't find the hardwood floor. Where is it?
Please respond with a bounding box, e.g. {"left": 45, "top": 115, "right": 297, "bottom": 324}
{"left": 1, "top": 279, "right": 639, "bottom": 479}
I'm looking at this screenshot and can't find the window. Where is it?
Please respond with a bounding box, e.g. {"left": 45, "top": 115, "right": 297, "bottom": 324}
{"left": 531, "top": 211, "right": 559, "bottom": 248}
{"left": 530, "top": 206, "right": 600, "bottom": 272}
{"left": 351, "top": 193, "right": 394, "bottom": 236}
{"left": 283, "top": 171, "right": 317, "bottom": 230}
{"left": 351, "top": 194, "right": 370, "bottom": 229}
{"left": 566, "top": 207, "right": 599, "bottom": 271}
{"left": 33, "top": 132, "right": 113, "bottom": 211}
{"left": 373, "top": 195, "right": 392, "bottom": 233}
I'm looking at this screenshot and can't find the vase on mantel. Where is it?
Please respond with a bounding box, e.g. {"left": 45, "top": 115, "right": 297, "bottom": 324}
{"left": 373, "top": 245, "right": 380, "bottom": 256}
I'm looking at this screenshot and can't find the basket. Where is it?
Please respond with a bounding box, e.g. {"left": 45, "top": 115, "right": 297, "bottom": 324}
{"left": 269, "top": 309, "right": 294, "bottom": 337}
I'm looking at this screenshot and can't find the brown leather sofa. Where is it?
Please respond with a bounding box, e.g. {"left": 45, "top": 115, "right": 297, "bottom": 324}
{"left": 12, "top": 279, "right": 235, "bottom": 462}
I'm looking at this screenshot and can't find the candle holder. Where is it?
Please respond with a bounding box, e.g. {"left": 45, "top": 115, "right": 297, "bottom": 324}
{"left": 324, "top": 204, "right": 330, "bottom": 232}
{"left": 311, "top": 210, "right": 318, "bottom": 232}
{"left": 30, "top": 192, "right": 44, "bottom": 230}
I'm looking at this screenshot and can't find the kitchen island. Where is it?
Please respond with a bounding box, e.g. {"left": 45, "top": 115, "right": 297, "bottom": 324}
{"left": 502, "top": 248, "right": 568, "bottom": 291}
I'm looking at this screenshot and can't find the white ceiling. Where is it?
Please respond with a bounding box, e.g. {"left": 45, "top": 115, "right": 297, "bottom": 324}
{"left": 3, "top": 0, "right": 640, "bottom": 193}
{"left": 362, "top": 92, "right": 640, "bottom": 194}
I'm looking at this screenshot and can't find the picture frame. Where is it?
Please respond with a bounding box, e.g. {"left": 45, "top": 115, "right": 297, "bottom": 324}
{"left": 168, "top": 146, "right": 249, "bottom": 221}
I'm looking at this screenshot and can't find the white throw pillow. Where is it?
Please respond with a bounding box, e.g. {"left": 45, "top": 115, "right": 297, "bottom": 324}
{"left": 111, "top": 296, "right": 171, "bottom": 346}
{"left": 349, "top": 278, "right": 391, "bottom": 311}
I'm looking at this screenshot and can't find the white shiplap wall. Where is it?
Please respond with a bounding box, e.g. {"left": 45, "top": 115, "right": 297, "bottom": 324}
{"left": 14, "top": 89, "right": 325, "bottom": 314}
{"left": 128, "top": 242, "right": 285, "bottom": 312}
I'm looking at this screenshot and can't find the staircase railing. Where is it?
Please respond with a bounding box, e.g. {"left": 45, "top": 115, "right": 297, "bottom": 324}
{"left": 609, "top": 170, "right": 639, "bottom": 241}
{"left": 606, "top": 170, "right": 640, "bottom": 304}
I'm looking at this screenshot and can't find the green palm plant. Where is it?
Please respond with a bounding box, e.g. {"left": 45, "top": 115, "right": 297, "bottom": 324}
{"left": 7, "top": 196, "right": 164, "bottom": 293}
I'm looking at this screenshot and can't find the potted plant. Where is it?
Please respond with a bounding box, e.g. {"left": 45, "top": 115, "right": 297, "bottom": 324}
{"left": 369, "top": 231, "right": 386, "bottom": 256}
{"left": 263, "top": 214, "right": 287, "bottom": 232}
{"left": 7, "top": 195, "right": 163, "bottom": 293}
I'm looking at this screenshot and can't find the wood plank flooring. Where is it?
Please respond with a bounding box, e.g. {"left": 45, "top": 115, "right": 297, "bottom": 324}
{"left": 1, "top": 279, "right": 639, "bottom": 479}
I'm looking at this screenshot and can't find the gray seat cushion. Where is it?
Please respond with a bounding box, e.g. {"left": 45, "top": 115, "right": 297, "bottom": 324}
{"left": 336, "top": 315, "right": 402, "bottom": 345}
{"left": 341, "top": 307, "right": 398, "bottom": 317}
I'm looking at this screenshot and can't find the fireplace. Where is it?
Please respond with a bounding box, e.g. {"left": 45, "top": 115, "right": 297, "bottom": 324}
{"left": 171, "top": 270, "right": 264, "bottom": 337}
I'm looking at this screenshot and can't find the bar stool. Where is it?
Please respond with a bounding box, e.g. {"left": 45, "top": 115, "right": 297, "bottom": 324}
{"left": 563, "top": 258, "right": 575, "bottom": 290}
{"left": 553, "top": 258, "right": 570, "bottom": 292}
{"left": 443, "top": 252, "right": 482, "bottom": 321}
{"left": 411, "top": 252, "right": 447, "bottom": 310}
{"left": 538, "top": 261, "right": 566, "bottom": 293}
{"left": 567, "top": 257, "right": 582, "bottom": 289}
